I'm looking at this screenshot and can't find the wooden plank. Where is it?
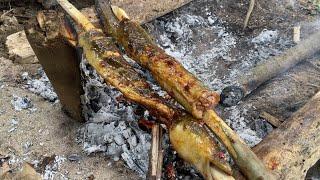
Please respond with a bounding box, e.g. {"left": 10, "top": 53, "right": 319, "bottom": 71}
{"left": 110, "top": 0, "right": 192, "bottom": 24}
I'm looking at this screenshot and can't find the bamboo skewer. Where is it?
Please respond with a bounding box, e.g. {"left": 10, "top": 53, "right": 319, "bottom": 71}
{"left": 95, "top": 3, "right": 275, "bottom": 179}
{"left": 55, "top": 1, "right": 233, "bottom": 179}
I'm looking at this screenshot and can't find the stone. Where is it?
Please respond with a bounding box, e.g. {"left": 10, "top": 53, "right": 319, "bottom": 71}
{"left": 6, "top": 31, "right": 38, "bottom": 64}
{"left": 67, "top": 154, "right": 81, "bottom": 162}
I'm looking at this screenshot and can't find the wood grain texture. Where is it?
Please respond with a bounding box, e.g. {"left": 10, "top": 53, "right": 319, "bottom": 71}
{"left": 110, "top": 0, "right": 192, "bottom": 24}
{"left": 253, "top": 91, "right": 320, "bottom": 179}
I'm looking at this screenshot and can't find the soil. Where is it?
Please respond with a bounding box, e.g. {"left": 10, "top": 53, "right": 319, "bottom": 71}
{"left": 0, "top": 0, "right": 319, "bottom": 179}
{"left": 0, "top": 58, "right": 140, "bottom": 179}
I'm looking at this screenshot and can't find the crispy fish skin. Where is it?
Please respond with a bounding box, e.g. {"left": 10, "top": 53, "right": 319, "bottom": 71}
{"left": 170, "top": 115, "right": 233, "bottom": 180}
{"left": 78, "top": 29, "right": 175, "bottom": 123}
{"left": 96, "top": 2, "right": 219, "bottom": 119}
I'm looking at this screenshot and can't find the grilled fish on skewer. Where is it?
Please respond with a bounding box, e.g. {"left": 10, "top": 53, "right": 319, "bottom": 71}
{"left": 96, "top": 3, "right": 275, "bottom": 179}
{"left": 96, "top": 1, "right": 220, "bottom": 119}
{"left": 55, "top": 0, "right": 233, "bottom": 179}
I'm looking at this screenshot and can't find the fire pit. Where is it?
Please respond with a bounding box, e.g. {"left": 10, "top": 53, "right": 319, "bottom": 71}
{"left": 22, "top": 0, "right": 320, "bottom": 179}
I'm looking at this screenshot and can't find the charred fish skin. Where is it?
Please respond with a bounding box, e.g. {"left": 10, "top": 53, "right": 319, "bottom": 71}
{"left": 78, "top": 29, "right": 175, "bottom": 123}
{"left": 95, "top": 1, "right": 219, "bottom": 119}
{"left": 170, "top": 115, "right": 233, "bottom": 180}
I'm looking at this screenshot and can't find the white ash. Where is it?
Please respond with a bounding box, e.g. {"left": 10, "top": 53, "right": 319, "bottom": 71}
{"left": 228, "top": 30, "right": 292, "bottom": 81}
{"left": 8, "top": 117, "right": 19, "bottom": 133}
{"left": 42, "top": 155, "right": 67, "bottom": 180}
{"left": 21, "top": 69, "right": 58, "bottom": 102}
{"left": 11, "top": 94, "right": 34, "bottom": 111}
{"left": 251, "top": 29, "right": 278, "bottom": 44}
{"left": 223, "top": 105, "right": 262, "bottom": 146}
{"left": 154, "top": 13, "right": 237, "bottom": 92}
{"left": 78, "top": 57, "right": 151, "bottom": 176}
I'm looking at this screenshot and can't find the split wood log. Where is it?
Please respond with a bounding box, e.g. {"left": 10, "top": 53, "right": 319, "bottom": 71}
{"left": 25, "top": 10, "right": 84, "bottom": 122}
{"left": 221, "top": 29, "right": 320, "bottom": 107}
{"left": 252, "top": 91, "right": 320, "bottom": 179}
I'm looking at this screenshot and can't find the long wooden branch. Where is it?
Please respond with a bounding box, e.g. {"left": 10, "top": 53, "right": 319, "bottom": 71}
{"left": 253, "top": 91, "right": 320, "bottom": 179}
{"left": 221, "top": 29, "right": 320, "bottom": 106}
{"left": 54, "top": 1, "right": 234, "bottom": 179}
{"left": 95, "top": 2, "right": 275, "bottom": 179}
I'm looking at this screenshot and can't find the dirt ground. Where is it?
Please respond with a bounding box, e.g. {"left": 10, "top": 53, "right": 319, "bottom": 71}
{"left": 0, "top": 58, "right": 139, "bottom": 179}
{"left": 0, "top": 0, "right": 320, "bottom": 179}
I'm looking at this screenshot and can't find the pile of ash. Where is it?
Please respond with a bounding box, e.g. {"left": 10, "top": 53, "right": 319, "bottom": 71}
{"left": 78, "top": 57, "right": 151, "bottom": 176}
{"left": 21, "top": 69, "right": 58, "bottom": 102}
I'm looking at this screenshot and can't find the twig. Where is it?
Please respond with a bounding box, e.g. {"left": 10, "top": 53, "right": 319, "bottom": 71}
{"left": 149, "top": 124, "right": 163, "bottom": 180}
{"left": 293, "top": 26, "right": 301, "bottom": 43}
{"left": 260, "top": 111, "right": 283, "bottom": 127}
{"left": 243, "top": 0, "right": 255, "bottom": 29}
{"left": 0, "top": 8, "right": 14, "bottom": 19}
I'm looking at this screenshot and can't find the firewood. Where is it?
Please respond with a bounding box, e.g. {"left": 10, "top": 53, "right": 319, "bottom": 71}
{"left": 253, "top": 91, "right": 320, "bottom": 179}
{"left": 221, "top": 29, "right": 320, "bottom": 107}
{"left": 259, "top": 111, "right": 283, "bottom": 127}
{"left": 95, "top": 3, "right": 275, "bottom": 179}
{"left": 148, "top": 124, "right": 163, "bottom": 180}
{"left": 25, "top": 10, "right": 83, "bottom": 122}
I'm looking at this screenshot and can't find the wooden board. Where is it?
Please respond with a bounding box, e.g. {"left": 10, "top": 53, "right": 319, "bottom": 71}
{"left": 110, "top": 0, "right": 192, "bottom": 24}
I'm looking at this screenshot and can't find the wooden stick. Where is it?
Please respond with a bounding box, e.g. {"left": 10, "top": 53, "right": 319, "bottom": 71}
{"left": 221, "top": 29, "right": 320, "bottom": 106}
{"left": 243, "top": 0, "right": 255, "bottom": 29}
{"left": 148, "top": 124, "right": 163, "bottom": 180}
{"left": 259, "top": 111, "right": 283, "bottom": 127}
{"left": 253, "top": 91, "right": 320, "bottom": 179}
{"left": 56, "top": 0, "right": 95, "bottom": 31}
{"left": 293, "top": 26, "right": 301, "bottom": 43}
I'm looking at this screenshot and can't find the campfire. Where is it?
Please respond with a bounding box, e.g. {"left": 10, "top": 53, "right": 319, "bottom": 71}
{"left": 8, "top": 0, "right": 318, "bottom": 179}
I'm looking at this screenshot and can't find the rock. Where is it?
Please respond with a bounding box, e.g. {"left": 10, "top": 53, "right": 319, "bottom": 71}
{"left": 67, "top": 154, "right": 81, "bottom": 162}
{"left": 0, "top": 16, "right": 21, "bottom": 35}
{"left": 6, "top": 31, "right": 38, "bottom": 64}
